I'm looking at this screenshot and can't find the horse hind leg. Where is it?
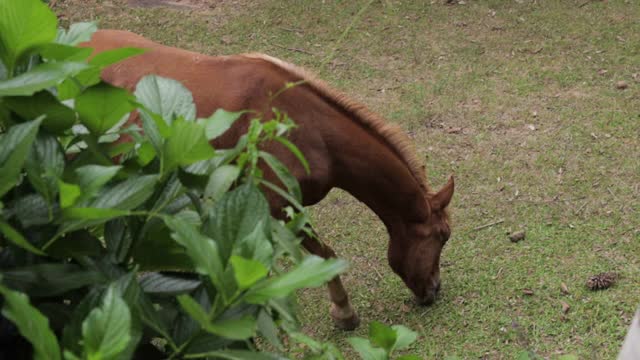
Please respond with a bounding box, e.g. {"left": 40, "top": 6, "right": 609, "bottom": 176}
{"left": 301, "top": 233, "right": 360, "bottom": 331}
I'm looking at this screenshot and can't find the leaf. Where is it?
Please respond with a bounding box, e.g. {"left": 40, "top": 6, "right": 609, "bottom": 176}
{"left": 55, "top": 22, "right": 97, "bottom": 46}
{"left": 391, "top": 325, "right": 418, "bottom": 352}
{"left": 162, "top": 118, "right": 215, "bottom": 174}
{"left": 10, "top": 193, "right": 55, "bottom": 227}
{"left": 164, "top": 216, "right": 225, "bottom": 290}
{"left": 207, "top": 316, "right": 256, "bottom": 341}
{"left": 76, "top": 82, "right": 134, "bottom": 135}
{"left": 203, "top": 184, "right": 270, "bottom": 264}
{"left": 0, "top": 117, "right": 42, "bottom": 197}
{"left": 274, "top": 136, "right": 310, "bottom": 174}
{"left": 0, "top": 219, "right": 45, "bottom": 255}
{"left": 0, "top": 62, "right": 89, "bottom": 96}
{"left": 89, "top": 47, "right": 147, "bottom": 68}
{"left": 270, "top": 218, "right": 303, "bottom": 262}
{"left": 230, "top": 255, "right": 268, "bottom": 290}
{"left": 139, "top": 272, "right": 201, "bottom": 296}
{"left": 259, "top": 151, "right": 302, "bottom": 202}
{"left": 74, "top": 164, "right": 122, "bottom": 201}
{"left": 104, "top": 219, "right": 131, "bottom": 264}
{"left": 58, "top": 180, "right": 81, "bottom": 208}
{"left": 63, "top": 207, "right": 131, "bottom": 220}
{"left": 200, "top": 109, "right": 244, "bottom": 140}
{"left": 244, "top": 256, "right": 348, "bottom": 304}
{"left": 90, "top": 174, "right": 157, "bottom": 210}
{"left": 38, "top": 43, "right": 93, "bottom": 62}
{"left": 346, "top": 338, "right": 386, "bottom": 360}
{"left": 82, "top": 286, "right": 132, "bottom": 360}
{"left": 178, "top": 295, "right": 257, "bottom": 341}
{"left": 397, "top": 356, "right": 422, "bottom": 360}
{"left": 25, "top": 133, "right": 65, "bottom": 204}
{"left": 4, "top": 90, "right": 77, "bottom": 133}
{"left": 0, "top": 0, "right": 57, "bottom": 73}
{"left": 134, "top": 75, "right": 196, "bottom": 123}
{"left": 369, "top": 321, "right": 396, "bottom": 352}
{"left": 0, "top": 284, "right": 61, "bottom": 360}
{"left": 1, "top": 263, "right": 104, "bottom": 297}
{"left": 234, "top": 222, "right": 273, "bottom": 268}
{"left": 204, "top": 165, "right": 240, "bottom": 201}
{"left": 257, "top": 310, "right": 283, "bottom": 351}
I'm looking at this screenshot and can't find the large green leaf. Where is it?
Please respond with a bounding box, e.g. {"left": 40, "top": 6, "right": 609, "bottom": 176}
{"left": 134, "top": 75, "right": 196, "bottom": 122}
{"left": 162, "top": 118, "right": 215, "bottom": 174}
{"left": 200, "top": 109, "right": 244, "bottom": 140}
{"left": 259, "top": 150, "right": 302, "bottom": 202}
{"left": 38, "top": 43, "right": 93, "bottom": 62}
{"left": 178, "top": 294, "right": 257, "bottom": 341}
{"left": 81, "top": 286, "right": 132, "bottom": 360}
{"left": 369, "top": 321, "right": 397, "bottom": 353}
{"left": 0, "top": 0, "right": 57, "bottom": 74}
{"left": 90, "top": 47, "right": 147, "bottom": 68}
{"left": 90, "top": 175, "right": 158, "bottom": 210}
{"left": 23, "top": 133, "right": 65, "bottom": 204}
{"left": 244, "top": 256, "right": 348, "bottom": 304}
{"left": 74, "top": 164, "right": 122, "bottom": 202}
{"left": 1, "top": 263, "right": 104, "bottom": 297}
{"left": 391, "top": 325, "right": 418, "bottom": 352}
{"left": 203, "top": 184, "right": 270, "bottom": 264}
{"left": 76, "top": 82, "right": 134, "bottom": 135}
{"left": 55, "top": 48, "right": 146, "bottom": 100}
{"left": 164, "top": 216, "right": 225, "bottom": 291}
{"left": 58, "top": 180, "right": 81, "bottom": 208}
{"left": 0, "top": 62, "right": 89, "bottom": 96}
{"left": 0, "top": 284, "right": 61, "bottom": 360}
{"left": 233, "top": 222, "right": 273, "bottom": 268}
{"left": 346, "top": 338, "right": 386, "bottom": 360}
{"left": 0, "top": 117, "right": 42, "bottom": 197}
{"left": 0, "top": 219, "right": 45, "bottom": 255}
{"left": 10, "top": 193, "right": 56, "bottom": 228}
{"left": 4, "top": 90, "right": 77, "bottom": 133}
{"left": 138, "top": 272, "right": 201, "bottom": 296}
{"left": 230, "top": 255, "right": 268, "bottom": 290}
{"left": 55, "top": 22, "right": 97, "bottom": 46}
{"left": 204, "top": 165, "right": 240, "bottom": 202}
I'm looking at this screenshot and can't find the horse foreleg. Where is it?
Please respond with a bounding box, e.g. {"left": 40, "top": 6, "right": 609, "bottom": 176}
{"left": 301, "top": 233, "right": 360, "bottom": 330}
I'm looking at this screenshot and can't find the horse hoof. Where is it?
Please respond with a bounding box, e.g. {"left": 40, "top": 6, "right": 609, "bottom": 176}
{"left": 330, "top": 304, "right": 360, "bottom": 331}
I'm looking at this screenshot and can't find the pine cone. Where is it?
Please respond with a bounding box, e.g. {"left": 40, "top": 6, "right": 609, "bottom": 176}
{"left": 586, "top": 272, "right": 618, "bottom": 291}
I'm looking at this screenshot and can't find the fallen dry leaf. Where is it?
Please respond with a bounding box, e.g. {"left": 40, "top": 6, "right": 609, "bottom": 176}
{"left": 446, "top": 127, "right": 463, "bottom": 134}
{"left": 616, "top": 80, "right": 628, "bottom": 90}
{"left": 561, "top": 301, "right": 571, "bottom": 314}
{"left": 509, "top": 230, "right": 526, "bottom": 243}
{"left": 523, "top": 289, "right": 534, "bottom": 296}
{"left": 561, "top": 282, "right": 570, "bottom": 295}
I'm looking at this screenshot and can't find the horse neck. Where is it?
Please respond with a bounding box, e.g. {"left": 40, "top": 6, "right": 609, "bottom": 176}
{"left": 327, "top": 113, "right": 429, "bottom": 231}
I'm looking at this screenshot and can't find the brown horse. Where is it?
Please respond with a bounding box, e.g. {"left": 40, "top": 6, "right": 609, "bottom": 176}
{"left": 82, "top": 30, "right": 455, "bottom": 330}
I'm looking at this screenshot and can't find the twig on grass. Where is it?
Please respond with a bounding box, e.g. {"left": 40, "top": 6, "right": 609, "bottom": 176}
{"left": 473, "top": 219, "right": 505, "bottom": 231}
{"left": 272, "top": 44, "right": 315, "bottom": 55}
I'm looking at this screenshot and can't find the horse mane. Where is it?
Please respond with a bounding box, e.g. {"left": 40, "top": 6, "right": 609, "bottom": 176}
{"left": 241, "top": 53, "right": 430, "bottom": 194}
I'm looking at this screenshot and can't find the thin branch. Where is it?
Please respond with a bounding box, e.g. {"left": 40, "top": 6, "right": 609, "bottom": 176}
{"left": 473, "top": 219, "right": 505, "bottom": 231}
{"left": 272, "top": 43, "right": 315, "bottom": 55}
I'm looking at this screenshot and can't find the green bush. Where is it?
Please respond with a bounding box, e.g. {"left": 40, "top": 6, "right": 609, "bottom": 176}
{"left": 0, "top": 1, "right": 422, "bottom": 358}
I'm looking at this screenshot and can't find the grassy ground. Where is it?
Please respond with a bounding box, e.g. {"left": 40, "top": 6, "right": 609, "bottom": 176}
{"left": 57, "top": 0, "right": 639, "bottom": 358}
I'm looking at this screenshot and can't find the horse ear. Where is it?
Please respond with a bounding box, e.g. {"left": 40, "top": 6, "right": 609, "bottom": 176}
{"left": 431, "top": 175, "right": 454, "bottom": 210}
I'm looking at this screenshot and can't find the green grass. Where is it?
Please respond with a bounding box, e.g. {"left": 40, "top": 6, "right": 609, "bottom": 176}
{"left": 57, "top": 0, "right": 639, "bottom": 358}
